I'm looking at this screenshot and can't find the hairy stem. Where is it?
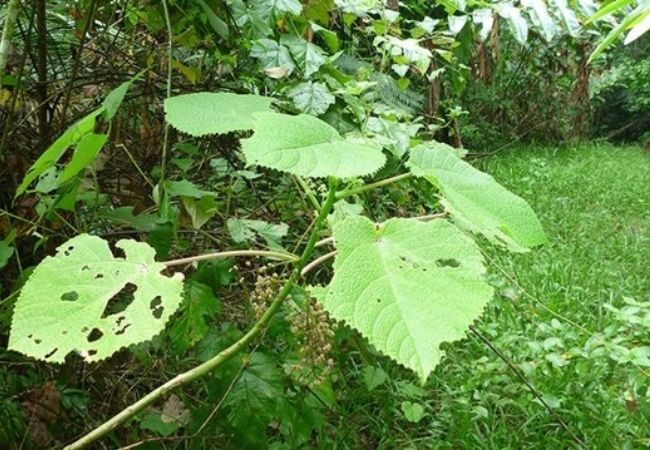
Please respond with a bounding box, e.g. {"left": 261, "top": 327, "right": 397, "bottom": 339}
{"left": 335, "top": 172, "right": 413, "bottom": 199}
{"left": 164, "top": 249, "right": 299, "bottom": 267}
{"left": 301, "top": 250, "right": 337, "bottom": 277}
{"left": 64, "top": 180, "right": 339, "bottom": 450}
{"left": 0, "top": 0, "right": 21, "bottom": 86}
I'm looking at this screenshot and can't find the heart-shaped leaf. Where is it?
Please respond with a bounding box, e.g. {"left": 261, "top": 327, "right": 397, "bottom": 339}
{"left": 313, "top": 216, "right": 493, "bottom": 381}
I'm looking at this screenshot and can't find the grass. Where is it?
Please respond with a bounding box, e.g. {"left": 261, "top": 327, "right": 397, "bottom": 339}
{"left": 331, "top": 143, "right": 650, "bottom": 449}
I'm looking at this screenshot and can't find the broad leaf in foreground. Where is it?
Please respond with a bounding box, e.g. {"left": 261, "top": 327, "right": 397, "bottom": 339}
{"left": 164, "top": 93, "right": 274, "bottom": 136}
{"left": 313, "top": 216, "right": 493, "bottom": 381}
{"left": 407, "top": 143, "right": 546, "bottom": 252}
{"left": 9, "top": 235, "right": 184, "bottom": 363}
{"left": 242, "top": 112, "right": 386, "bottom": 178}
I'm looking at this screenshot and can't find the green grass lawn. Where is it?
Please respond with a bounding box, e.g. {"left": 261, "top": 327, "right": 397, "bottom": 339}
{"left": 332, "top": 143, "right": 650, "bottom": 449}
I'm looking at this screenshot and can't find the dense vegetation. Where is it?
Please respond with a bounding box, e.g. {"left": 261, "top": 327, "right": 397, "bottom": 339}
{"left": 0, "top": 0, "right": 648, "bottom": 448}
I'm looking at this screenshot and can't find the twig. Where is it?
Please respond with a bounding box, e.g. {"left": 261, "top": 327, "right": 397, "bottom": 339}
{"left": 0, "top": 1, "right": 34, "bottom": 160}
{"left": 35, "top": 0, "right": 48, "bottom": 150}
{"left": 315, "top": 236, "right": 334, "bottom": 247}
{"left": 417, "top": 212, "right": 447, "bottom": 221}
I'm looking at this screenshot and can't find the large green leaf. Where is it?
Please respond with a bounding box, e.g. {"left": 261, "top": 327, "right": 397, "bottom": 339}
{"left": 224, "top": 352, "right": 287, "bottom": 433}
{"left": 169, "top": 281, "right": 221, "bottom": 353}
{"left": 241, "top": 112, "right": 386, "bottom": 178}
{"left": 407, "top": 142, "right": 546, "bottom": 252}
{"left": 313, "top": 216, "right": 493, "bottom": 381}
{"left": 9, "top": 235, "right": 184, "bottom": 363}
{"left": 497, "top": 3, "right": 529, "bottom": 44}
{"left": 522, "top": 0, "right": 558, "bottom": 41}
{"left": 550, "top": 0, "right": 581, "bottom": 36}
{"left": 164, "top": 92, "right": 274, "bottom": 136}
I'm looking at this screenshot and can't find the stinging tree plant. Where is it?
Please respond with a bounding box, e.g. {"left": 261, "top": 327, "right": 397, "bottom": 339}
{"left": 9, "top": 91, "right": 546, "bottom": 448}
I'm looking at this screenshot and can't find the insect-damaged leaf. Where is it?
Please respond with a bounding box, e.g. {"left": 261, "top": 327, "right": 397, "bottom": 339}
{"left": 9, "top": 235, "right": 184, "bottom": 363}
{"left": 313, "top": 216, "right": 493, "bottom": 381}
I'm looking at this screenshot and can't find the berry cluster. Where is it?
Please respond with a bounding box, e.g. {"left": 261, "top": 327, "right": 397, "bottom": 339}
{"left": 248, "top": 264, "right": 283, "bottom": 319}
{"left": 288, "top": 298, "right": 336, "bottom": 387}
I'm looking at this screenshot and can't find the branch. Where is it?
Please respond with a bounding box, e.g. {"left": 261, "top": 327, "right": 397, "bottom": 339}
{"left": 335, "top": 173, "right": 413, "bottom": 199}
{"left": 301, "top": 250, "right": 337, "bottom": 277}
{"left": 164, "top": 250, "right": 299, "bottom": 267}
{"left": 63, "top": 180, "right": 339, "bottom": 450}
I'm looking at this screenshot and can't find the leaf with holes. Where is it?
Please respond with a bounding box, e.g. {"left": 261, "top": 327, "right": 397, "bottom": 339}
{"left": 407, "top": 143, "right": 546, "bottom": 252}
{"left": 164, "top": 92, "right": 274, "bottom": 136}
{"left": 242, "top": 112, "right": 385, "bottom": 178}
{"left": 8, "top": 235, "right": 184, "bottom": 363}
{"left": 312, "top": 216, "right": 494, "bottom": 381}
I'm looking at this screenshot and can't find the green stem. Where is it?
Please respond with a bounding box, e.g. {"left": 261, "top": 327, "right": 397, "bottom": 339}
{"left": 63, "top": 180, "right": 339, "bottom": 450}
{"left": 335, "top": 172, "right": 413, "bottom": 199}
{"left": 0, "top": 0, "right": 21, "bottom": 87}
{"left": 295, "top": 176, "right": 321, "bottom": 210}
